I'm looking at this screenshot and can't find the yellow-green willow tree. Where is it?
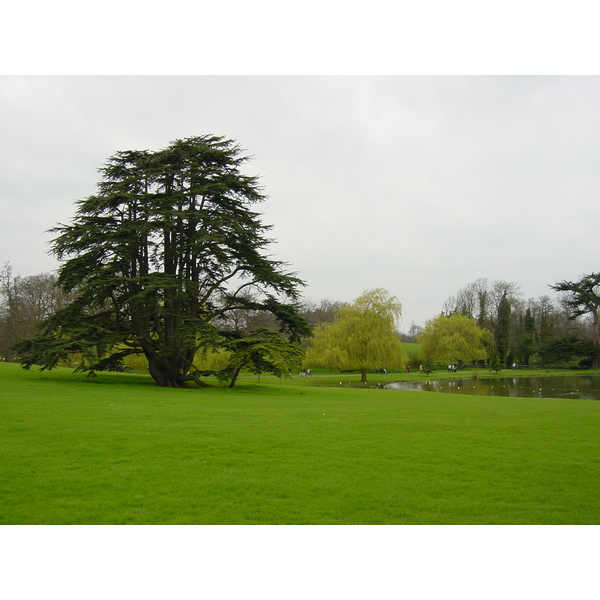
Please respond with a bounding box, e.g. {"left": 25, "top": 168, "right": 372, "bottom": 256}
{"left": 304, "top": 288, "right": 406, "bottom": 383}
{"left": 418, "top": 313, "right": 494, "bottom": 366}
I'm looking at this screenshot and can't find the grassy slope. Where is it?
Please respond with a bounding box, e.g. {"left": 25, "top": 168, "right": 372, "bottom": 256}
{"left": 1, "top": 362, "right": 599, "bottom": 524}
{"left": 403, "top": 341, "right": 420, "bottom": 355}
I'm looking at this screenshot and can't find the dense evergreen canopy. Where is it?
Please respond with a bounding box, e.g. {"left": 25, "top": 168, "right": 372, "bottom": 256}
{"left": 551, "top": 272, "right": 600, "bottom": 368}
{"left": 16, "top": 136, "right": 310, "bottom": 387}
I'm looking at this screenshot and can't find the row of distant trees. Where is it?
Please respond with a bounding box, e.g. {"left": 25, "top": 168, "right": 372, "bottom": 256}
{"left": 301, "top": 277, "right": 600, "bottom": 374}
{"left": 301, "top": 277, "right": 600, "bottom": 373}
{"left": 431, "top": 277, "right": 598, "bottom": 368}
{"left": 0, "top": 262, "right": 341, "bottom": 362}
{"left": 3, "top": 262, "right": 597, "bottom": 372}
{"left": 0, "top": 264, "right": 73, "bottom": 361}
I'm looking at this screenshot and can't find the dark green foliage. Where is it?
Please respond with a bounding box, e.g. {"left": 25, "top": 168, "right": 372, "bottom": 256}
{"left": 538, "top": 336, "right": 596, "bottom": 367}
{"left": 494, "top": 292, "right": 511, "bottom": 367}
{"left": 218, "top": 328, "right": 305, "bottom": 388}
{"left": 552, "top": 273, "right": 600, "bottom": 319}
{"left": 15, "top": 136, "right": 310, "bottom": 387}
{"left": 421, "top": 360, "right": 434, "bottom": 376}
{"left": 514, "top": 308, "right": 536, "bottom": 366}
{"left": 488, "top": 347, "right": 502, "bottom": 373}
{"left": 551, "top": 273, "right": 600, "bottom": 368}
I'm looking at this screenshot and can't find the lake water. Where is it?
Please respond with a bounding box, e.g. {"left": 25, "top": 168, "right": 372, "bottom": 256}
{"left": 384, "top": 375, "right": 600, "bottom": 401}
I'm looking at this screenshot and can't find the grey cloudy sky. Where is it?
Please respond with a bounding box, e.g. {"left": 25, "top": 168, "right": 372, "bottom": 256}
{"left": 1, "top": 76, "right": 599, "bottom": 328}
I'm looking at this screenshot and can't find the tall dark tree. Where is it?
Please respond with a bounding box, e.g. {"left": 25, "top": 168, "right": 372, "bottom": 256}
{"left": 536, "top": 295, "right": 557, "bottom": 345}
{"left": 551, "top": 273, "right": 600, "bottom": 368}
{"left": 515, "top": 307, "right": 536, "bottom": 366}
{"left": 495, "top": 292, "right": 512, "bottom": 367}
{"left": 15, "top": 136, "right": 310, "bottom": 387}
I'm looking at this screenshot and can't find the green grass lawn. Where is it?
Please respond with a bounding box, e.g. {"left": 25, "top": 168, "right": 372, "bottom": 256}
{"left": 1, "top": 362, "right": 599, "bottom": 524}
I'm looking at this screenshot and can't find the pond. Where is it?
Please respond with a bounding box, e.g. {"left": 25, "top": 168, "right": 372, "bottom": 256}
{"left": 384, "top": 375, "right": 600, "bottom": 401}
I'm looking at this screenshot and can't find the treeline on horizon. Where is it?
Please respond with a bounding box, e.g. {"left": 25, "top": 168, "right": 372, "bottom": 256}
{"left": 1, "top": 262, "right": 594, "bottom": 370}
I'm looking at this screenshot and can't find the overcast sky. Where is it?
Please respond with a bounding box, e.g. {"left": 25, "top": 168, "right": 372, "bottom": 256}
{"left": 1, "top": 75, "right": 599, "bottom": 328}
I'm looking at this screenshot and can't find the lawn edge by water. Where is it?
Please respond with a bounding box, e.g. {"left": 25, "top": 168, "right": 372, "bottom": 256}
{"left": 2, "top": 362, "right": 600, "bottom": 525}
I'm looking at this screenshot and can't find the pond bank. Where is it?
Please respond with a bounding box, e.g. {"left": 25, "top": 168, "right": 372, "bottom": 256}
{"left": 384, "top": 374, "right": 600, "bottom": 400}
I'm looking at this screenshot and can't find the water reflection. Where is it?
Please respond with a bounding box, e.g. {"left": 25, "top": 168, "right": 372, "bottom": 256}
{"left": 384, "top": 375, "right": 600, "bottom": 400}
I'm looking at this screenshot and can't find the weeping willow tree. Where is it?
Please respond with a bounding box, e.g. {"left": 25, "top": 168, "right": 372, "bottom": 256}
{"left": 304, "top": 288, "right": 406, "bottom": 383}
{"left": 418, "top": 313, "right": 494, "bottom": 366}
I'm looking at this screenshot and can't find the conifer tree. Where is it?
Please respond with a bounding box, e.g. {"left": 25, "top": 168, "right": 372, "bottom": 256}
{"left": 15, "top": 136, "right": 310, "bottom": 387}
{"left": 551, "top": 273, "right": 600, "bottom": 368}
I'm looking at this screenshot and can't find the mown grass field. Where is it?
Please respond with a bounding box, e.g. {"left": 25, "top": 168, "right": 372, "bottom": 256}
{"left": 1, "top": 362, "right": 599, "bottom": 524}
